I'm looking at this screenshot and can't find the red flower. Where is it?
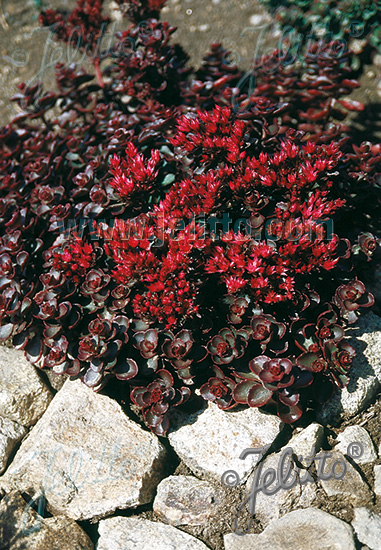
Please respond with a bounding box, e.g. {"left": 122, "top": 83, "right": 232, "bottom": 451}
{"left": 109, "top": 143, "right": 160, "bottom": 204}
{"left": 52, "top": 238, "right": 94, "bottom": 284}
{"left": 171, "top": 105, "right": 248, "bottom": 165}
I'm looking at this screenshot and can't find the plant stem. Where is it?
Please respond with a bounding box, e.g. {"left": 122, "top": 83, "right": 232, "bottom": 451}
{"left": 94, "top": 57, "right": 105, "bottom": 89}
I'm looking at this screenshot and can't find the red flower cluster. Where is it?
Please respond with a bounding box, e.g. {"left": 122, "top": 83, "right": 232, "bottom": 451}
{"left": 155, "top": 171, "right": 223, "bottom": 220}
{"left": 105, "top": 218, "right": 205, "bottom": 327}
{"left": 52, "top": 238, "right": 95, "bottom": 284}
{"left": 0, "top": 0, "right": 379, "bottom": 434}
{"left": 170, "top": 106, "right": 247, "bottom": 165}
{"left": 109, "top": 143, "right": 160, "bottom": 206}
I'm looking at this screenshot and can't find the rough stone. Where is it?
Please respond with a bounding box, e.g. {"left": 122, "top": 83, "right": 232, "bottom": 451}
{"left": 0, "top": 416, "right": 27, "bottom": 474}
{"left": 97, "top": 516, "right": 210, "bottom": 550}
{"left": 245, "top": 451, "right": 318, "bottom": 527}
{"left": 0, "top": 491, "right": 93, "bottom": 550}
{"left": 0, "top": 380, "right": 168, "bottom": 520}
{"left": 42, "top": 369, "right": 68, "bottom": 392}
{"left": 224, "top": 507, "right": 356, "bottom": 550}
{"left": 286, "top": 423, "right": 325, "bottom": 467}
{"left": 316, "top": 313, "right": 381, "bottom": 425}
{"left": 374, "top": 465, "right": 381, "bottom": 496}
{"left": 352, "top": 507, "right": 381, "bottom": 550}
{"left": 244, "top": 423, "right": 324, "bottom": 527}
{"left": 168, "top": 403, "right": 283, "bottom": 482}
{"left": 335, "top": 426, "right": 377, "bottom": 464}
{"left": 0, "top": 346, "right": 53, "bottom": 426}
{"left": 316, "top": 450, "right": 373, "bottom": 506}
{"left": 153, "top": 475, "right": 219, "bottom": 526}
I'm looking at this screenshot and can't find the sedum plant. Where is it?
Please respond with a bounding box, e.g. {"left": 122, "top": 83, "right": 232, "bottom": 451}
{"left": 259, "top": 0, "right": 380, "bottom": 61}
{"left": 0, "top": 0, "right": 380, "bottom": 435}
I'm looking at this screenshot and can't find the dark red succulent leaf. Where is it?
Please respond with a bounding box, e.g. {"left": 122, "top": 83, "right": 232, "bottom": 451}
{"left": 323, "top": 340, "right": 356, "bottom": 383}
{"left": 249, "top": 355, "right": 294, "bottom": 391}
{"left": 88, "top": 317, "right": 113, "bottom": 338}
{"left": 333, "top": 278, "right": 375, "bottom": 323}
{"left": 200, "top": 366, "right": 236, "bottom": 410}
{"left": 251, "top": 313, "right": 287, "bottom": 354}
{"left": 39, "top": 0, "right": 111, "bottom": 58}
{"left": 162, "top": 329, "right": 194, "bottom": 368}
{"left": 112, "top": 358, "right": 139, "bottom": 381}
{"left": 226, "top": 296, "right": 249, "bottom": 324}
{"left": 134, "top": 328, "right": 159, "bottom": 358}
{"left": 0, "top": 323, "right": 14, "bottom": 342}
{"left": 81, "top": 269, "right": 110, "bottom": 296}
{"left": 111, "top": 315, "right": 130, "bottom": 344}
{"left": 277, "top": 401, "right": 303, "bottom": 424}
{"left": 131, "top": 368, "right": 190, "bottom": 435}
{"left": 233, "top": 379, "right": 273, "bottom": 407}
{"left": 207, "top": 327, "right": 248, "bottom": 365}
{"left": 43, "top": 336, "right": 68, "bottom": 368}
{"left": 315, "top": 306, "right": 344, "bottom": 342}
{"left": 78, "top": 335, "right": 102, "bottom": 361}
{"left": 0, "top": 0, "right": 378, "bottom": 435}
{"left": 297, "top": 352, "right": 328, "bottom": 373}
{"left": 356, "top": 232, "right": 378, "bottom": 258}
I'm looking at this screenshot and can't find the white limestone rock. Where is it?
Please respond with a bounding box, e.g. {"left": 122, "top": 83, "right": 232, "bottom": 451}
{"left": 0, "top": 380, "right": 168, "bottom": 520}
{"left": 0, "top": 491, "right": 93, "bottom": 549}
{"left": 335, "top": 425, "right": 377, "bottom": 464}
{"left": 97, "top": 516, "right": 210, "bottom": 550}
{"left": 153, "top": 475, "right": 219, "bottom": 526}
{"left": 0, "top": 346, "right": 52, "bottom": 427}
{"left": 0, "top": 416, "right": 27, "bottom": 474}
{"left": 224, "top": 507, "right": 356, "bottom": 550}
{"left": 352, "top": 507, "right": 381, "bottom": 550}
{"left": 244, "top": 423, "right": 324, "bottom": 527}
{"left": 168, "top": 402, "right": 283, "bottom": 482}
{"left": 374, "top": 465, "right": 381, "bottom": 496}
{"left": 316, "top": 313, "right": 381, "bottom": 425}
{"left": 316, "top": 450, "right": 373, "bottom": 506}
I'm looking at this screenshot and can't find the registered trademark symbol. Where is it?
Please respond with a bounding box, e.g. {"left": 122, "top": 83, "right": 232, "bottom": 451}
{"left": 347, "top": 441, "right": 364, "bottom": 459}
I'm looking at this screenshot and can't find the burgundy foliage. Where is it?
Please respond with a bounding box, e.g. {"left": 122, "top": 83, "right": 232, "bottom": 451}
{"left": 0, "top": 0, "right": 380, "bottom": 435}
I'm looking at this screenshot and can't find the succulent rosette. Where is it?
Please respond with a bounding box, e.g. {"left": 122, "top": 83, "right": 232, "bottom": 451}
{"left": 333, "top": 279, "right": 375, "bottom": 323}
{"left": 251, "top": 313, "right": 288, "bottom": 354}
{"left": 296, "top": 352, "right": 328, "bottom": 374}
{"left": 226, "top": 296, "right": 249, "bottom": 324}
{"left": 81, "top": 268, "right": 111, "bottom": 303}
{"left": 233, "top": 356, "right": 294, "bottom": 407}
{"left": 134, "top": 328, "right": 159, "bottom": 359}
{"left": 292, "top": 305, "right": 345, "bottom": 354}
{"left": 162, "top": 329, "right": 194, "bottom": 368}
{"left": 200, "top": 366, "right": 236, "bottom": 409}
{"left": 0, "top": 0, "right": 378, "bottom": 436}
{"left": 353, "top": 232, "right": 378, "bottom": 259}
{"left": 207, "top": 327, "right": 249, "bottom": 365}
{"left": 323, "top": 340, "right": 356, "bottom": 387}
{"left": 131, "top": 369, "right": 191, "bottom": 436}
{"left": 234, "top": 355, "right": 313, "bottom": 422}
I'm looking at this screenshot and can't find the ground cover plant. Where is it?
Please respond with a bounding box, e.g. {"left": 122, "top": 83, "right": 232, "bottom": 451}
{"left": 0, "top": 0, "right": 380, "bottom": 435}
{"left": 258, "top": 0, "right": 380, "bottom": 65}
